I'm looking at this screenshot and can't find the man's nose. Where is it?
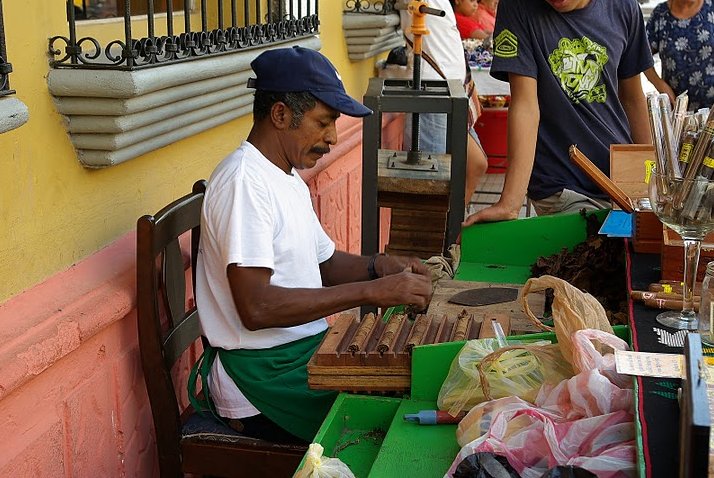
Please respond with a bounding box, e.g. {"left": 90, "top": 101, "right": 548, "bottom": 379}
{"left": 325, "top": 123, "right": 337, "bottom": 145}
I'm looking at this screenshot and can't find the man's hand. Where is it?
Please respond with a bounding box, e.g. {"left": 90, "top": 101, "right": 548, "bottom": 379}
{"left": 376, "top": 254, "right": 429, "bottom": 277}
{"left": 370, "top": 269, "right": 433, "bottom": 310}
{"left": 463, "top": 201, "right": 520, "bottom": 226}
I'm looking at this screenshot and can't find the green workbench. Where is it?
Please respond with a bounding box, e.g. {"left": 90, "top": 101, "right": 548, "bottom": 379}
{"left": 307, "top": 210, "right": 621, "bottom": 477}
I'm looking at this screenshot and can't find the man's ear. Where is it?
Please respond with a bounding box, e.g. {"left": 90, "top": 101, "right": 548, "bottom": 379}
{"left": 270, "top": 102, "right": 292, "bottom": 130}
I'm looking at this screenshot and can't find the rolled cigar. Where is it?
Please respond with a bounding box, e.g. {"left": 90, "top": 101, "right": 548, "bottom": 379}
{"left": 631, "top": 290, "right": 700, "bottom": 301}
{"left": 644, "top": 297, "right": 700, "bottom": 312}
{"left": 451, "top": 313, "right": 471, "bottom": 342}
{"left": 649, "top": 282, "right": 702, "bottom": 295}
{"left": 404, "top": 314, "right": 432, "bottom": 354}
{"left": 348, "top": 313, "right": 377, "bottom": 355}
{"left": 377, "top": 314, "right": 406, "bottom": 355}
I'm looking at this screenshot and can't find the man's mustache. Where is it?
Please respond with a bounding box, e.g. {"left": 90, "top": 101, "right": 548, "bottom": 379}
{"left": 311, "top": 146, "right": 330, "bottom": 155}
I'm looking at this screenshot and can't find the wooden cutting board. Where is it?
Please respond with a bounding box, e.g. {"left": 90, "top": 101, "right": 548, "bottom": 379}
{"left": 426, "top": 279, "right": 545, "bottom": 335}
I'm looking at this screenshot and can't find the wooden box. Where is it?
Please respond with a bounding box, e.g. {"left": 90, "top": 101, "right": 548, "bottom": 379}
{"left": 610, "top": 144, "right": 660, "bottom": 253}
{"left": 307, "top": 311, "right": 510, "bottom": 393}
{"left": 661, "top": 227, "right": 714, "bottom": 282}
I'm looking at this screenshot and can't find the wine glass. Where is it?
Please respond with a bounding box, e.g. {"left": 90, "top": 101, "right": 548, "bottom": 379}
{"left": 648, "top": 170, "right": 714, "bottom": 330}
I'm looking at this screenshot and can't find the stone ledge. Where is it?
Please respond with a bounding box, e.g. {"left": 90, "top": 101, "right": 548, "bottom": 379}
{"left": 342, "top": 13, "right": 403, "bottom": 62}
{"left": 48, "top": 36, "right": 320, "bottom": 168}
{"left": 0, "top": 96, "right": 29, "bottom": 134}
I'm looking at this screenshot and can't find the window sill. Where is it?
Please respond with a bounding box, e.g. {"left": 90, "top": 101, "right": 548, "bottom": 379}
{"left": 0, "top": 95, "right": 29, "bottom": 134}
{"left": 47, "top": 36, "right": 320, "bottom": 168}
{"left": 342, "top": 12, "right": 403, "bottom": 61}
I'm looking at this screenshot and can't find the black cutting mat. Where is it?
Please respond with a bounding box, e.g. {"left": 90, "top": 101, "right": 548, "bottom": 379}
{"left": 628, "top": 246, "right": 681, "bottom": 478}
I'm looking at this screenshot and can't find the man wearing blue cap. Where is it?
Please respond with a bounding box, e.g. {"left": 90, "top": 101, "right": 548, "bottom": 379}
{"left": 190, "top": 46, "right": 433, "bottom": 444}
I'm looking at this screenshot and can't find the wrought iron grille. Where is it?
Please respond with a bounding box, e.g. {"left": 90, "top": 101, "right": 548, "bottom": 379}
{"left": 0, "top": 0, "right": 14, "bottom": 97}
{"left": 49, "top": 0, "right": 319, "bottom": 70}
{"left": 343, "top": 0, "right": 395, "bottom": 14}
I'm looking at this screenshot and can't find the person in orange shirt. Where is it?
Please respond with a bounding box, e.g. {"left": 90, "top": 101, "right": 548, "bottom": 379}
{"left": 473, "top": 0, "right": 498, "bottom": 34}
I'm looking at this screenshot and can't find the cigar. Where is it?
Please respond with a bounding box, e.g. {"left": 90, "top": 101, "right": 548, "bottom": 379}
{"left": 649, "top": 282, "right": 702, "bottom": 295}
{"left": 451, "top": 313, "right": 471, "bottom": 342}
{"left": 348, "top": 313, "right": 377, "bottom": 354}
{"left": 404, "top": 314, "right": 432, "bottom": 354}
{"left": 377, "top": 314, "right": 406, "bottom": 355}
{"left": 631, "top": 290, "right": 700, "bottom": 301}
{"left": 644, "top": 297, "right": 700, "bottom": 312}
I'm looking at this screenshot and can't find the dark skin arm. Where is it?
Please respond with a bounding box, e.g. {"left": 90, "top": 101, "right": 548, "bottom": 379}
{"left": 227, "top": 252, "right": 432, "bottom": 331}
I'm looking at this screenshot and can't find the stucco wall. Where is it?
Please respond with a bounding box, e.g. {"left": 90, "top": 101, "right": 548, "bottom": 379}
{"left": 0, "top": 0, "right": 381, "bottom": 303}
{"left": 0, "top": 110, "right": 402, "bottom": 476}
{"left": 0, "top": 0, "right": 399, "bottom": 475}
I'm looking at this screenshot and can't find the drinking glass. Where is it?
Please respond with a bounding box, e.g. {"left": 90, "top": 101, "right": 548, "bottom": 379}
{"left": 648, "top": 170, "right": 714, "bottom": 330}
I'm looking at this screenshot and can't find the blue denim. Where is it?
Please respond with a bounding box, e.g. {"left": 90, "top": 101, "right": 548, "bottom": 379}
{"left": 403, "top": 113, "right": 481, "bottom": 153}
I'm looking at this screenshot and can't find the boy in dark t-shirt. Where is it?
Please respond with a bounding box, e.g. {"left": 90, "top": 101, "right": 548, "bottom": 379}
{"left": 464, "top": 0, "right": 653, "bottom": 223}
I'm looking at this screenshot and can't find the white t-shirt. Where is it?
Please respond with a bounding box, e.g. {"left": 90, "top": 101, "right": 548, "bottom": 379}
{"left": 399, "top": 0, "right": 466, "bottom": 83}
{"left": 196, "top": 140, "right": 336, "bottom": 418}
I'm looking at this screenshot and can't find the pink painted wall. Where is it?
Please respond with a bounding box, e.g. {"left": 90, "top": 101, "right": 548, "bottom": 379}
{"left": 0, "top": 114, "right": 402, "bottom": 477}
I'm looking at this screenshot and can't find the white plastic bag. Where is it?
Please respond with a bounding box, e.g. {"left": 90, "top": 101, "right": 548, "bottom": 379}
{"left": 294, "top": 443, "right": 355, "bottom": 478}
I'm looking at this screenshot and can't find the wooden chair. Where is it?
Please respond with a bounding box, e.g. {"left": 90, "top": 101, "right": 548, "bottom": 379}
{"left": 136, "top": 180, "right": 307, "bottom": 477}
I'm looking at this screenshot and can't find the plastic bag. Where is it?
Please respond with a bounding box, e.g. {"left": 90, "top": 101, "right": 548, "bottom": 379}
{"left": 476, "top": 344, "right": 574, "bottom": 403}
{"left": 535, "top": 329, "right": 633, "bottom": 420}
{"left": 294, "top": 443, "right": 355, "bottom": 478}
{"left": 569, "top": 329, "right": 631, "bottom": 389}
{"left": 448, "top": 407, "right": 636, "bottom": 478}
{"left": 438, "top": 339, "right": 570, "bottom": 416}
{"left": 457, "top": 396, "right": 561, "bottom": 447}
{"left": 539, "top": 466, "right": 596, "bottom": 478}
{"left": 453, "top": 452, "right": 520, "bottom": 478}
{"left": 520, "top": 276, "right": 614, "bottom": 365}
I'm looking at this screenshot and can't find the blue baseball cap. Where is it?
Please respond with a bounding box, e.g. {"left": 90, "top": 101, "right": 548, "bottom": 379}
{"left": 248, "top": 46, "right": 373, "bottom": 118}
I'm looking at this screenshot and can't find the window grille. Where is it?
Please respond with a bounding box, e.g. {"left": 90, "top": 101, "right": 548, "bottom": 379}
{"left": 344, "top": 0, "right": 395, "bottom": 14}
{"left": 49, "top": 0, "right": 319, "bottom": 70}
{"left": 0, "top": 0, "right": 14, "bottom": 97}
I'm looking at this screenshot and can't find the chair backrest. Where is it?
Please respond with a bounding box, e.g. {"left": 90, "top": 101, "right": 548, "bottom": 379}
{"left": 136, "top": 180, "right": 207, "bottom": 475}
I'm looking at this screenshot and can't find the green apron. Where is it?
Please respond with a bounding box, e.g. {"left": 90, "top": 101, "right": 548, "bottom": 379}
{"left": 189, "top": 331, "right": 337, "bottom": 442}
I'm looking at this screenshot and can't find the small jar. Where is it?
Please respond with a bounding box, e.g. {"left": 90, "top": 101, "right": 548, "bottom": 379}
{"left": 699, "top": 261, "right": 714, "bottom": 345}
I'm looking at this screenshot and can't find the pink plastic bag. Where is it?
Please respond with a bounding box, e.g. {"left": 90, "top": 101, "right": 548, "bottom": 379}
{"left": 535, "top": 329, "right": 634, "bottom": 420}
{"left": 450, "top": 329, "right": 637, "bottom": 477}
{"left": 569, "top": 329, "right": 632, "bottom": 389}
{"left": 448, "top": 407, "right": 636, "bottom": 478}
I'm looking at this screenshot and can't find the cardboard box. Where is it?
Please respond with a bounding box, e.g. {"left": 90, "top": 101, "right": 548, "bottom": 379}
{"left": 610, "top": 144, "right": 660, "bottom": 253}
{"left": 661, "top": 227, "right": 714, "bottom": 282}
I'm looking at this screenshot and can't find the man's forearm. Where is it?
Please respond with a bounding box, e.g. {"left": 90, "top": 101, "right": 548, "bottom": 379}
{"left": 498, "top": 75, "right": 539, "bottom": 213}
{"left": 619, "top": 75, "right": 652, "bottom": 144}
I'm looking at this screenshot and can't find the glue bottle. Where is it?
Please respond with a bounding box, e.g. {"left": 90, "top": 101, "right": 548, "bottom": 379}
{"left": 403, "top": 410, "right": 466, "bottom": 425}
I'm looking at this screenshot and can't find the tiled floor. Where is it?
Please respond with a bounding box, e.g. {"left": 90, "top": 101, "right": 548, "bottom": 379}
{"left": 467, "top": 170, "right": 534, "bottom": 218}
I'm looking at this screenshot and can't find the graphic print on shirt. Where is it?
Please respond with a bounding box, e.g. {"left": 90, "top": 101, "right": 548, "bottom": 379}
{"left": 548, "top": 37, "right": 608, "bottom": 104}
{"left": 494, "top": 29, "right": 518, "bottom": 58}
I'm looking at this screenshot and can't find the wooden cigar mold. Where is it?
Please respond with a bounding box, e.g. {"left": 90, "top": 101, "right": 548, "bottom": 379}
{"left": 307, "top": 311, "right": 501, "bottom": 392}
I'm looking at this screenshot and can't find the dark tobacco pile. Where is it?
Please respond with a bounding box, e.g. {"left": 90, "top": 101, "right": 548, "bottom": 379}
{"left": 530, "top": 211, "right": 629, "bottom": 326}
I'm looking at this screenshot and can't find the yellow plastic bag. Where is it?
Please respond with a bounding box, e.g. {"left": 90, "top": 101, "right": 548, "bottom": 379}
{"left": 476, "top": 344, "right": 574, "bottom": 402}
{"left": 294, "top": 444, "right": 355, "bottom": 478}
{"left": 437, "top": 338, "right": 561, "bottom": 416}
{"left": 521, "top": 275, "right": 613, "bottom": 365}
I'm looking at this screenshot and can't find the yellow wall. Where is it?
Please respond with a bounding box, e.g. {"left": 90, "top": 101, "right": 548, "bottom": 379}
{"left": 0, "top": 1, "right": 380, "bottom": 302}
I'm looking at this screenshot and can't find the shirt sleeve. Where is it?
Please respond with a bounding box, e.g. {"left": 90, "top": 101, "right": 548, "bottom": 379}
{"left": 490, "top": 0, "right": 537, "bottom": 82}
{"left": 210, "top": 170, "right": 276, "bottom": 272}
{"left": 313, "top": 213, "right": 336, "bottom": 264}
{"left": 618, "top": 0, "right": 655, "bottom": 79}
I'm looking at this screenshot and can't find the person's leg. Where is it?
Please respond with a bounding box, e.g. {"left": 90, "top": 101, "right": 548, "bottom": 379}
{"left": 532, "top": 188, "right": 610, "bottom": 216}
{"left": 466, "top": 128, "right": 488, "bottom": 206}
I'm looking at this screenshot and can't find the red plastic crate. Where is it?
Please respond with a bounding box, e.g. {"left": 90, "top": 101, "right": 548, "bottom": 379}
{"left": 474, "top": 107, "right": 508, "bottom": 173}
